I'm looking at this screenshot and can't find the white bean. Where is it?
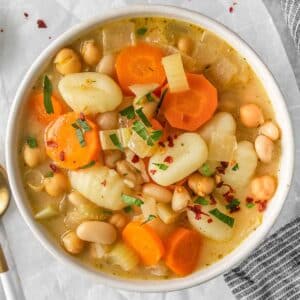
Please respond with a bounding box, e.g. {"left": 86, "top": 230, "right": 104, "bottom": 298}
{"left": 177, "top": 36, "right": 193, "bottom": 55}
{"left": 254, "top": 135, "right": 274, "bottom": 163}
{"left": 172, "top": 186, "right": 191, "bottom": 211}
{"left": 96, "top": 111, "right": 118, "bottom": 130}
{"left": 250, "top": 175, "right": 276, "bottom": 200}
{"left": 76, "top": 221, "right": 117, "bottom": 245}
{"left": 188, "top": 173, "right": 215, "bottom": 196}
{"left": 44, "top": 173, "right": 68, "bottom": 197}
{"left": 96, "top": 54, "right": 117, "bottom": 77}
{"left": 109, "top": 213, "right": 128, "bottom": 229}
{"left": 61, "top": 230, "right": 85, "bottom": 254}
{"left": 259, "top": 121, "right": 280, "bottom": 141}
{"left": 23, "top": 144, "right": 43, "bottom": 168}
{"left": 142, "top": 183, "right": 173, "bottom": 203}
{"left": 240, "top": 104, "right": 264, "bottom": 128}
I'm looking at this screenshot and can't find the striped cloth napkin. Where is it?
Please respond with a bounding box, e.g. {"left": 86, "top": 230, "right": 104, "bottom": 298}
{"left": 224, "top": 217, "right": 300, "bottom": 299}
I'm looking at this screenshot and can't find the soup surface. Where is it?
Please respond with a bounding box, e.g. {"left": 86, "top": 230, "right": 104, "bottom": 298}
{"left": 20, "top": 17, "right": 281, "bottom": 279}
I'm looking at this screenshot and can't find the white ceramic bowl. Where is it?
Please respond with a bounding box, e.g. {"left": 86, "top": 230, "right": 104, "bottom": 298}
{"left": 5, "top": 5, "right": 294, "bottom": 292}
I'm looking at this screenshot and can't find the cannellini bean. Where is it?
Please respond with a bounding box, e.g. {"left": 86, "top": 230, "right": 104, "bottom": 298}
{"left": 104, "top": 150, "right": 123, "bottom": 168}
{"left": 96, "top": 111, "right": 119, "bottom": 130}
{"left": 23, "top": 144, "right": 43, "bottom": 168}
{"left": 76, "top": 221, "right": 117, "bottom": 244}
{"left": 54, "top": 48, "right": 81, "bottom": 75}
{"left": 68, "top": 191, "right": 90, "bottom": 207}
{"left": 44, "top": 172, "right": 68, "bottom": 197}
{"left": 240, "top": 104, "right": 264, "bottom": 128}
{"left": 172, "top": 186, "right": 191, "bottom": 211}
{"left": 177, "top": 36, "right": 193, "bottom": 55}
{"left": 259, "top": 121, "right": 280, "bottom": 141}
{"left": 109, "top": 213, "right": 128, "bottom": 229}
{"left": 80, "top": 39, "right": 102, "bottom": 66}
{"left": 254, "top": 135, "right": 274, "bottom": 163}
{"left": 89, "top": 243, "right": 107, "bottom": 259}
{"left": 96, "top": 54, "right": 117, "bottom": 77}
{"left": 188, "top": 173, "right": 215, "bottom": 196}
{"left": 142, "top": 183, "right": 173, "bottom": 203}
{"left": 61, "top": 230, "right": 85, "bottom": 254}
{"left": 250, "top": 175, "right": 276, "bottom": 200}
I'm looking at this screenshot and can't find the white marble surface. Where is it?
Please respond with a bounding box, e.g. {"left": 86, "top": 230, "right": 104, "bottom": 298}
{"left": 0, "top": 0, "right": 299, "bottom": 299}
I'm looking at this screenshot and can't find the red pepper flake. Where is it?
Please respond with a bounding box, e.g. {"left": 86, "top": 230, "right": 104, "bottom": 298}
{"left": 223, "top": 190, "right": 235, "bottom": 202}
{"left": 257, "top": 200, "right": 267, "bottom": 212}
{"left": 167, "top": 136, "right": 174, "bottom": 147}
{"left": 24, "top": 12, "right": 29, "bottom": 18}
{"left": 101, "top": 180, "right": 107, "bottom": 187}
{"left": 246, "top": 197, "right": 254, "bottom": 203}
{"left": 164, "top": 156, "right": 173, "bottom": 164}
{"left": 216, "top": 181, "right": 224, "bottom": 188}
{"left": 209, "top": 194, "right": 217, "bottom": 205}
{"left": 79, "top": 112, "right": 85, "bottom": 121}
{"left": 131, "top": 154, "right": 139, "bottom": 163}
{"left": 46, "top": 140, "right": 58, "bottom": 148}
{"left": 188, "top": 205, "right": 209, "bottom": 220}
{"left": 48, "top": 36, "right": 52, "bottom": 40}
{"left": 49, "top": 163, "right": 58, "bottom": 173}
{"left": 150, "top": 169, "right": 156, "bottom": 175}
{"left": 207, "top": 218, "right": 213, "bottom": 223}
{"left": 37, "top": 19, "right": 47, "bottom": 28}
{"left": 158, "top": 141, "right": 165, "bottom": 147}
{"left": 229, "top": 6, "right": 234, "bottom": 13}
{"left": 216, "top": 161, "right": 229, "bottom": 174}
{"left": 59, "top": 151, "right": 65, "bottom": 161}
{"left": 174, "top": 134, "right": 178, "bottom": 139}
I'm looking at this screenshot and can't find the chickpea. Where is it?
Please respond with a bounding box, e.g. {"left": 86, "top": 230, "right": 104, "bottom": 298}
{"left": 250, "top": 175, "right": 276, "bottom": 200}
{"left": 68, "top": 191, "right": 90, "bottom": 207}
{"left": 109, "top": 213, "right": 128, "bottom": 229}
{"left": 259, "top": 121, "right": 280, "bottom": 141}
{"left": 177, "top": 36, "right": 193, "bottom": 55}
{"left": 104, "top": 150, "right": 123, "bottom": 168}
{"left": 142, "top": 183, "right": 173, "bottom": 203}
{"left": 172, "top": 186, "right": 191, "bottom": 211}
{"left": 188, "top": 173, "right": 215, "bottom": 196}
{"left": 80, "top": 39, "right": 102, "bottom": 66}
{"left": 96, "top": 54, "right": 117, "bottom": 77}
{"left": 54, "top": 48, "right": 81, "bottom": 75}
{"left": 61, "top": 230, "right": 85, "bottom": 254}
{"left": 96, "top": 111, "right": 118, "bottom": 130}
{"left": 44, "top": 172, "right": 68, "bottom": 197}
{"left": 76, "top": 221, "right": 117, "bottom": 245}
{"left": 255, "top": 135, "right": 274, "bottom": 163}
{"left": 23, "top": 144, "right": 43, "bottom": 168}
{"left": 240, "top": 104, "right": 264, "bottom": 128}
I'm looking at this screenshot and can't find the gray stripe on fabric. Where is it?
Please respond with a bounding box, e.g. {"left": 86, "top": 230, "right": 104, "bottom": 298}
{"left": 224, "top": 217, "right": 300, "bottom": 300}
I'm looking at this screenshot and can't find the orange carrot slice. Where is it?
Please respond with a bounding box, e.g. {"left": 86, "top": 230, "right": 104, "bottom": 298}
{"left": 44, "top": 112, "right": 100, "bottom": 170}
{"left": 30, "top": 92, "right": 64, "bottom": 124}
{"left": 162, "top": 73, "right": 218, "bottom": 131}
{"left": 165, "top": 227, "right": 201, "bottom": 276}
{"left": 122, "top": 221, "right": 165, "bottom": 266}
{"left": 115, "top": 43, "right": 166, "bottom": 95}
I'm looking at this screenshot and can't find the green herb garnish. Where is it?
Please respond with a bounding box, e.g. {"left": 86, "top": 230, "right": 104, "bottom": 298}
{"left": 76, "top": 119, "right": 91, "bottom": 132}
{"left": 123, "top": 206, "right": 133, "bottom": 213}
{"left": 246, "top": 202, "right": 255, "bottom": 208}
{"left": 209, "top": 208, "right": 235, "bottom": 227}
{"left": 109, "top": 134, "right": 123, "bottom": 151}
{"left": 141, "top": 214, "right": 156, "bottom": 225}
{"left": 136, "top": 27, "right": 148, "bottom": 36}
{"left": 121, "top": 194, "right": 144, "bottom": 207}
{"left": 132, "top": 120, "right": 149, "bottom": 141}
{"left": 80, "top": 160, "right": 96, "bottom": 169}
{"left": 72, "top": 123, "right": 86, "bottom": 147}
{"left": 200, "top": 163, "right": 214, "bottom": 177}
{"left": 232, "top": 163, "right": 239, "bottom": 171}
{"left": 194, "top": 196, "right": 209, "bottom": 205}
{"left": 135, "top": 107, "right": 151, "bottom": 127}
{"left": 120, "top": 105, "right": 135, "bottom": 119}
{"left": 226, "top": 199, "right": 240, "bottom": 211}
{"left": 150, "top": 130, "right": 163, "bottom": 142}
{"left": 153, "top": 163, "right": 168, "bottom": 170}
{"left": 26, "top": 136, "right": 38, "bottom": 148}
{"left": 44, "top": 171, "right": 54, "bottom": 178}
{"left": 43, "top": 75, "right": 54, "bottom": 114}
{"left": 146, "top": 93, "right": 154, "bottom": 102}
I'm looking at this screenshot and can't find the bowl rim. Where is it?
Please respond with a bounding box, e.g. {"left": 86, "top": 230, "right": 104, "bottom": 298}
{"left": 5, "top": 4, "right": 294, "bottom": 292}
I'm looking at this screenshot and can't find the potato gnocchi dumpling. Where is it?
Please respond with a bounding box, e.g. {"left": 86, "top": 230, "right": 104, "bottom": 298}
{"left": 21, "top": 16, "right": 280, "bottom": 280}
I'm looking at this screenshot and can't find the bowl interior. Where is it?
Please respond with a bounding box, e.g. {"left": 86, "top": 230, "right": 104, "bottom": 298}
{"left": 5, "top": 5, "right": 294, "bottom": 292}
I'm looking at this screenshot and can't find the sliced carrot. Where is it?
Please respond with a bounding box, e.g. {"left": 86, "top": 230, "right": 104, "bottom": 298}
{"left": 165, "top": 227, "right": 201, "bottom": 276}
{"left": 115, "top": 43, "right": 166, "bottom": 95}
{"left": 44, "top": 112, "right": 100, "bottom": 170}
{"left": 122, "top": 221, "right": 165, "bottom": 266}
{"left": 162, "top": 73, "right": 218, "bottom": 131}
{"left": 29, "top": 92, "right": 64, "bottom": 124}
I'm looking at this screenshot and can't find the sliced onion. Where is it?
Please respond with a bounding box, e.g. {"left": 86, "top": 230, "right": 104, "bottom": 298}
{"left": 129, "top": 83, "right": 159, "bottom": 98}
{"left": 24, "top": 169, "right": 44, "bottom": 192}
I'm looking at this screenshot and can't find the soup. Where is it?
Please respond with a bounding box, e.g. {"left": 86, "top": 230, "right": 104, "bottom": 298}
{"left": 20, "top": 17, "right": 281, "bottom": 279}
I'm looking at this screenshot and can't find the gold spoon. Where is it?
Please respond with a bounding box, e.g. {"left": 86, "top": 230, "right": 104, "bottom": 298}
{"left": 0, "top": 166, "right": 19, "bottom": 300}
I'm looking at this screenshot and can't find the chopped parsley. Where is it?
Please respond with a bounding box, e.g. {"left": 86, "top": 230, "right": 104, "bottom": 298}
{"left": 136, "top": 27, "right": 148, "bottom": 36}
{"left": 72, "top": 123, "right": 86, "bottom": 147}
{"left": 109, "top": 134, "right": 123, "bottom": 151}
{"left": 123, "top": 206, "right": 133, "bottom": 213}
{"left": 150, "top": 130, "right": 163, "bottom": 142}
{"left": 120, "top": 105, "right": 135, "bottom": 119}
{"left": 141, "top": 214, "right": 156, "bottom": 225}
{"left": 26, "top": 136, "right": 38, "bottom": 148}
{"left": 246, "top": 202, "right": 255, "bottom": 208}
{"left": 121, "top": 194, "right": 144, "bottom": 207}
{"left": 76, "top": 119, "right": 91, "bottom": 132}
{"left": 43, "top": 75, "right": 54, "bottom": 114}
{"left": 209, "top": 208, "right": 235, "bottom": 227}
{"left": 232, "top": 163, "right": 239, "bottom": 171}
{"left": 145, "top": 93, "right": 154, "bottom": 102}
{"left": 194, "top": 196, "right": 209, "bottom": 205}
{"left": 153, "top": 163, "right": 168, "bottom": 171}
{"left": 44, "top": 171, "right": 54, "bottom": 178}
{"left": 200, "top": 163, "right": 214, "bottom": 177}
{"left": 80, "top": 160, "right": 96, "bottom": 169}
{"left": 135, "top": 107, "right": 151, "bottom": 127}
{"left": 225, "top": 199, "right": 240, "bottom": 211}
{"left": 132, "top": 120, "right": 149, "bottom": 140}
